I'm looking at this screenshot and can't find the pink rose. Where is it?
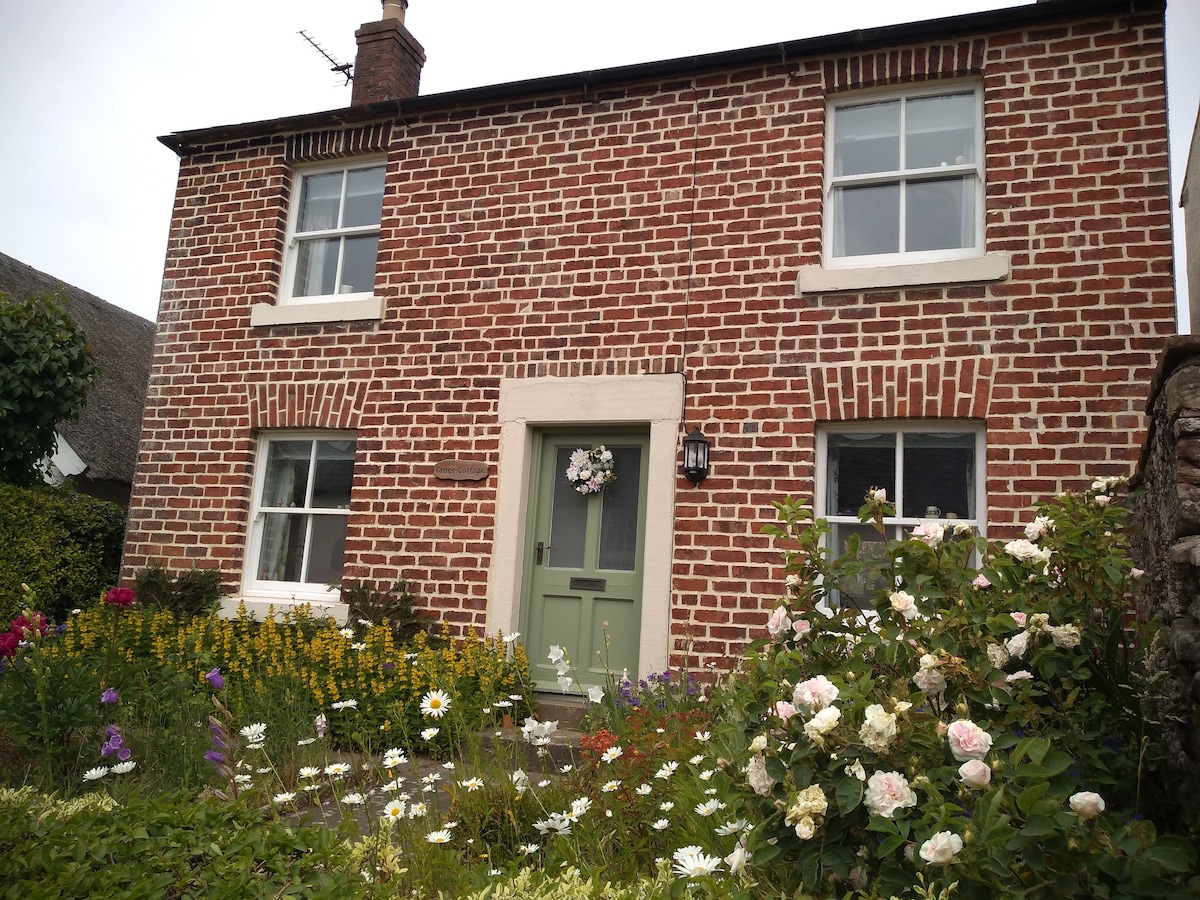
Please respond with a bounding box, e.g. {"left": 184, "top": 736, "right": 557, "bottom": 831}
{"left": 946, "top": 719, "right": 992, "bottom": 762}
{"left": 864, "top": 770, "right": 917, "bottom": 818}
{"left": 972, "top": 574, "right": 991, "bottom": 589}
{"left": 766, "top": 606, "right": 792, "bottom": 640}
{"left": 911, "top": 522, "right": 944, "bottom": 548}
{"left": 104, "top": 587, "right": 135, "bottom": 607}
{"left": 1010, "top": 611, "right": 1027, "bottom": 626}
{"left": 772, "top": 700, "right": 798, "bottom": 724}
{"left": 792, "top": 618, "right": 812, "bottom": 639}
{"left": 793, "top": 675, "right": 839, "bottom": 712}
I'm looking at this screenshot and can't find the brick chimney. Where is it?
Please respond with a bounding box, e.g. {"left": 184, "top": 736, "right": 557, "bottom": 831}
{"left": 351, "top": 0, "right": 426, "bottom": 105}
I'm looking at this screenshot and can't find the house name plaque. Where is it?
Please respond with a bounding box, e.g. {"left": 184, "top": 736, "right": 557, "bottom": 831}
{"left": 433, "top": 459, "right": 490, "bottom": 481}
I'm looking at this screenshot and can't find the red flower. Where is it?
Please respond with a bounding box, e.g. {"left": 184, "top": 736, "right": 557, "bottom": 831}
{"left": 0, "top": 632, "right": 18, "bottom": 657}
{"left": 104, "top": 587, "right": 135, "bottom": 607}
{"left": 10, "top": 613, "right": 47, "bottom": 638}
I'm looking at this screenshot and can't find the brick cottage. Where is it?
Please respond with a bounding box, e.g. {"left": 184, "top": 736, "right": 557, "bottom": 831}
{"left": 123, "top": 0, "right": 1176, "bottom": 688}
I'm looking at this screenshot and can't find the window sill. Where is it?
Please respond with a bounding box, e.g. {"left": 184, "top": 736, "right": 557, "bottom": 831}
{"left": 250, "top": 297, "right": 383, "bottom": 327}
{"left": 219, "top": 595, "right": 348, "bottom": 624}
{"left": 797, "top": 253, "right": 1010, "bottom": 294}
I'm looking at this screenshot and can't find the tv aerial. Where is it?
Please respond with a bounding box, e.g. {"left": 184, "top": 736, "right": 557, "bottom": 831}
{"left": 298, "top": 30, "right": 353, "bottom": 84}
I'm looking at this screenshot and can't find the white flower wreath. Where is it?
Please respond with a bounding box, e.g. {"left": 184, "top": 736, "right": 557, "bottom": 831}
{"left": 565, "top": 446, "right": 616, "bottom": 495}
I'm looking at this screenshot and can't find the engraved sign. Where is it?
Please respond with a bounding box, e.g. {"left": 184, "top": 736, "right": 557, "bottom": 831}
{"left": 433, "top": 459, "right": 490, "bottom": 481}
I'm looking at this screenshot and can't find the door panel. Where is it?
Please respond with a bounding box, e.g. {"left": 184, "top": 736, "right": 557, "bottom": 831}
{"left": 523, "top": 429, "right": 649, "bottom": 692}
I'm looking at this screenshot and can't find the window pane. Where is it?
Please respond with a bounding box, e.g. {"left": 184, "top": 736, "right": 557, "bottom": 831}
{"left": 827, "top": 433, "right": 895, "bottom": 516}
{"left": 833, "top": 100, "right": 899, "bottom": 176}
{"left": 343, "top": 166, "right": 386, "bottom": 227}
{"left": 902, "top": 433, "right": 975, "bottom": 519}
{"left": 831, "top": 523, "right": 896, "bottom": 610}
{"left": 598, "top": 447, "right": 641, "bottom": 571}
{"left": 292, "top": 238, "right": 339, "bottom": 297}
{"left": 548, "top": 447, "right": 588, "bottom": 569}
{"left": 261, "top": 441, "right": 311, "bottom": 508}
{"left": 906, "top": 93, "right": 976, "bottom": 169}
{"left": 257, "top": 512, "right": 305, "bottom": 581}
{"left": 832, "top": 184, "right": 900, "bottom": 257}
{"left": 906, "top": 177, "right": 973, "bottom": 252}
{"left": 311, "top": 440, "right": 356, "bottom": 508}
{"left": 306, "top": 515, "right": 348, "bottom": 584}
{"left": 340, "top": 234, "right": 380, "bottom": 294}
{"left": 296, "top": 172, "right": 343, "bottom": 233}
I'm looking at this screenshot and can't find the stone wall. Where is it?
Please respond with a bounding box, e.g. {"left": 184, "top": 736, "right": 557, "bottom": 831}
{"left": 1132, "top": 335, "right": 1200, "bottom": 783}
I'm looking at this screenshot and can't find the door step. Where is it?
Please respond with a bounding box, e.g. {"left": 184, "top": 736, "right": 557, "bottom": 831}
{"left": 532, "top": 693, "right": 588, "bottom": 729}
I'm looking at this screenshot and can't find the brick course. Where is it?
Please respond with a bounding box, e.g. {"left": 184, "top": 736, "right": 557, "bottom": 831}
{"left": 125, "top": 2, "right": 1175, "bottom": 672}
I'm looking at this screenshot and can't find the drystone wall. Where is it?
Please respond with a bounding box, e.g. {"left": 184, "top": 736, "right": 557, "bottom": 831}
{"left": 1132, "top": 334, "right": 1200, "bottom": 786}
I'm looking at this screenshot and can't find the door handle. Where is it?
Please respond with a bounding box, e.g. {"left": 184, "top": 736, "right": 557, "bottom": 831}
{"left": 535, "top": 541, "right": 545, "bottom": 565}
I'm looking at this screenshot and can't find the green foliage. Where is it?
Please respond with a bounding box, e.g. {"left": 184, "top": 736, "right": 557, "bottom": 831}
{"left": 0, "top": 292, "right": 98, "bottom": 486}
{"left": 134, "top": 564, "right": 226, "bottom": 618}
{"left": 718, "top": 483, "right": 1199, "bottom": 898}
{"left": 0, "top": 482, "right": 125, "bottom": 623}
{"left": 0, "top": 787, "right": 367, "bottom": 899}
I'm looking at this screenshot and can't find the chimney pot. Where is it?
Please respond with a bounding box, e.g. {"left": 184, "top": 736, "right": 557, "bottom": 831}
{"left": 381, "top": 0, "right": 406, "bottom": 22}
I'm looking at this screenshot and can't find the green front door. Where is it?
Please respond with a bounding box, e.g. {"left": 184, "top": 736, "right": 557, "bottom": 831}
{"left": 522, "top": 429, "right": 649, "bottom": 692}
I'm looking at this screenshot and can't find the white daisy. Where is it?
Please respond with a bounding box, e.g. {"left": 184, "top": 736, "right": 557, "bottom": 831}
{"left": 82, "top": 767, "right": 108, "bottom": 781}
{"left": 420, "top": 689, "right": 452, "bottom": 718}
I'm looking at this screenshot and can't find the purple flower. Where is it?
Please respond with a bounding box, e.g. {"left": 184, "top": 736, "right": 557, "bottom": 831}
{"left": 118, "top": 747, "right": 132, "bottom": 762}
{"left": 204, "top": 749, "right": 225, "bottom": 765}
{"left": 100, "top": 687, "right": 119, "bottom": 705}
{"left": 204, "top": 667, "right": 225, "bottom": 690}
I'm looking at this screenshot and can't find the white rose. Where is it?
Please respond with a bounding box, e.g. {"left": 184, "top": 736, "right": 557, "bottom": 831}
{"left": 889, "top": 591, "right": 920, "bottom": 621}
{"left": 1024, "top": 515, "right": 1054, "bottom": 541}
{"left": 794, "top": 817, "right": 816, "bottom": 840}
{"left": 793, "top": 675, "right": 839, "bottom": 712}
{"left": 985, "top": 643, "right": 1009, "bottom": 669}
{"left": 724, "top": 843, "right": 749, "bottom": 875}
{"left": 1005, "top": 630, "right": 1030, "bottom": 659}
{"left": 912, "top": 667, "right": 946, "bottom": 694}
{"left": 859, "top": 704, "right": 898, "bottom": 754}
{"left": 946, "top": 719, "right": 993, "bottom": 762}
{"left": 957, "top": 759, "right": 991, "bottom": 789}
{"left": 749, "top": 734, "right": 768, "bottom": 754}
{"left": 803, "top": 706, "right": 841, "bottom": 743}
{"left": 871, "top": 488, "right": 887, "bottom": 502}
{"left": 1050, "top": 624, "right": 1081, "bottom": 649}
{"left": 1069, "top": 791, "right": 1105, "bottom": 819}
{"left": 745, "top": 754, "right": 775, "bottom": 796}
{"left": 919, "top": 831, "right": 963, "bottom": 866}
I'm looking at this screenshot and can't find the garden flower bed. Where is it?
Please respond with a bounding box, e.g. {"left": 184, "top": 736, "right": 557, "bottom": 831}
{"left": 1, "top": 481, "right": 1197, "bottom": 898}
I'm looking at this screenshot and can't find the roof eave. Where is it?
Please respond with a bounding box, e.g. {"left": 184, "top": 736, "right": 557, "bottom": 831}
{"left": 159, "top": 0, "right": 1160, "bottom": 155}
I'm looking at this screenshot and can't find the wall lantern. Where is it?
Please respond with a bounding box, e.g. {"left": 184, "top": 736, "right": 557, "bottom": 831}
{"left": 681, "top": 426, "right": 711, "bottom": 485}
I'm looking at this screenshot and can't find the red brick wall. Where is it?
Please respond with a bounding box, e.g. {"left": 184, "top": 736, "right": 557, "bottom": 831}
{"left": 124, "top": 4, "right": 1175, "bottom": 669}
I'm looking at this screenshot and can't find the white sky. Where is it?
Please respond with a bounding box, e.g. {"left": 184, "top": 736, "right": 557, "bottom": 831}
{"left": 1, "top": 1, "right": 1197, "bottom": 328}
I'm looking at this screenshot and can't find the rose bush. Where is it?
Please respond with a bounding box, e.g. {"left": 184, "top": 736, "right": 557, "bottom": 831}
{"left": 715, "top": 483, "right": 1197, "bottom": 898}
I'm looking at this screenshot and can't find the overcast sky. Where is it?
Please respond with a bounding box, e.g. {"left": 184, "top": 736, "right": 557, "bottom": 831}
{"left": 1, "top": 1, "right": 1197, "bottom": 327}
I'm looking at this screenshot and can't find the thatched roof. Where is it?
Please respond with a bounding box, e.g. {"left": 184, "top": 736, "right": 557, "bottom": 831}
{"left": 0, "top": 252, "right": 155, "bottom": 486}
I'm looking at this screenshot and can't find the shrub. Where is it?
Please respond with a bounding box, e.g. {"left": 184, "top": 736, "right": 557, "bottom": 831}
{"left": 0, "top": 482, "right": 124, "bottom": 623}
{"left": 341, "top": 577, "right": 435, "bottom": 644}
{"left": 134, "top": 564, "right": 225, "bottom": 618}
{"left": 714, "top": 483, "right": 1198, "bottom": 898}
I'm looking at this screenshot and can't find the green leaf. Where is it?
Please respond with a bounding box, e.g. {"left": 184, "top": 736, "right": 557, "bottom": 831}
{"left": 835, "top": 776, "right": 863, "bottom": 815}
{"left": 1020, "top": 815, "right": 1057, "bottom": 837}
{"left": 1016, "top": 782, "right": 1049, "bottom": 815}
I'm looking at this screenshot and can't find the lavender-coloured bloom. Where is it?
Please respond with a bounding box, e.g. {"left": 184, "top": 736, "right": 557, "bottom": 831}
{"left": 100, "top": 687, "right": 119, "bottom": 705}
{"left": 105, "top": 724, "right": 121, "bottom": 738}
{"left": 118, "top": 747, "right": 132, "bottom": 762}
{"left": 205, "top": 667, "right": 225, "bottom": 689}
{"left": 204, "top": 749, "right": 225, "bottom": 765}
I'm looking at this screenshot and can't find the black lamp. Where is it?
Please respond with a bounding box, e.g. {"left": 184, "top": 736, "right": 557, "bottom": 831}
{"left": 681, "top": 426, "right": 711, "bottom": 485}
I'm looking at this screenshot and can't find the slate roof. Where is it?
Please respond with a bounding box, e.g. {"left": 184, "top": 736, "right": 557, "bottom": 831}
{"left": 0, "top": 252, "right": 155, "bottom": 486}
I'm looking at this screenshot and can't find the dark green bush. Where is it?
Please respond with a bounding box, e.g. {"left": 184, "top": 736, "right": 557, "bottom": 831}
{"left": 134, "top": 564, "right": 225, "bottom": 618}
{"left": 0, "top": 482, "right": 125, "bottom": 624}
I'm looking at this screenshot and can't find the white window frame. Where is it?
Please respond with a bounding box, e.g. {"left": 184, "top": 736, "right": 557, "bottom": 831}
{"left": 280, "top": 159, "right": 386, "bottom": 306}
{"left": 815, "top": 421, "right": 986, "bottom": 607}
{"left": 243, "top": 432, "right": 357, "bottom": 604}
{"left": 823, "top": 82, "right": 984, "bottom": 269}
